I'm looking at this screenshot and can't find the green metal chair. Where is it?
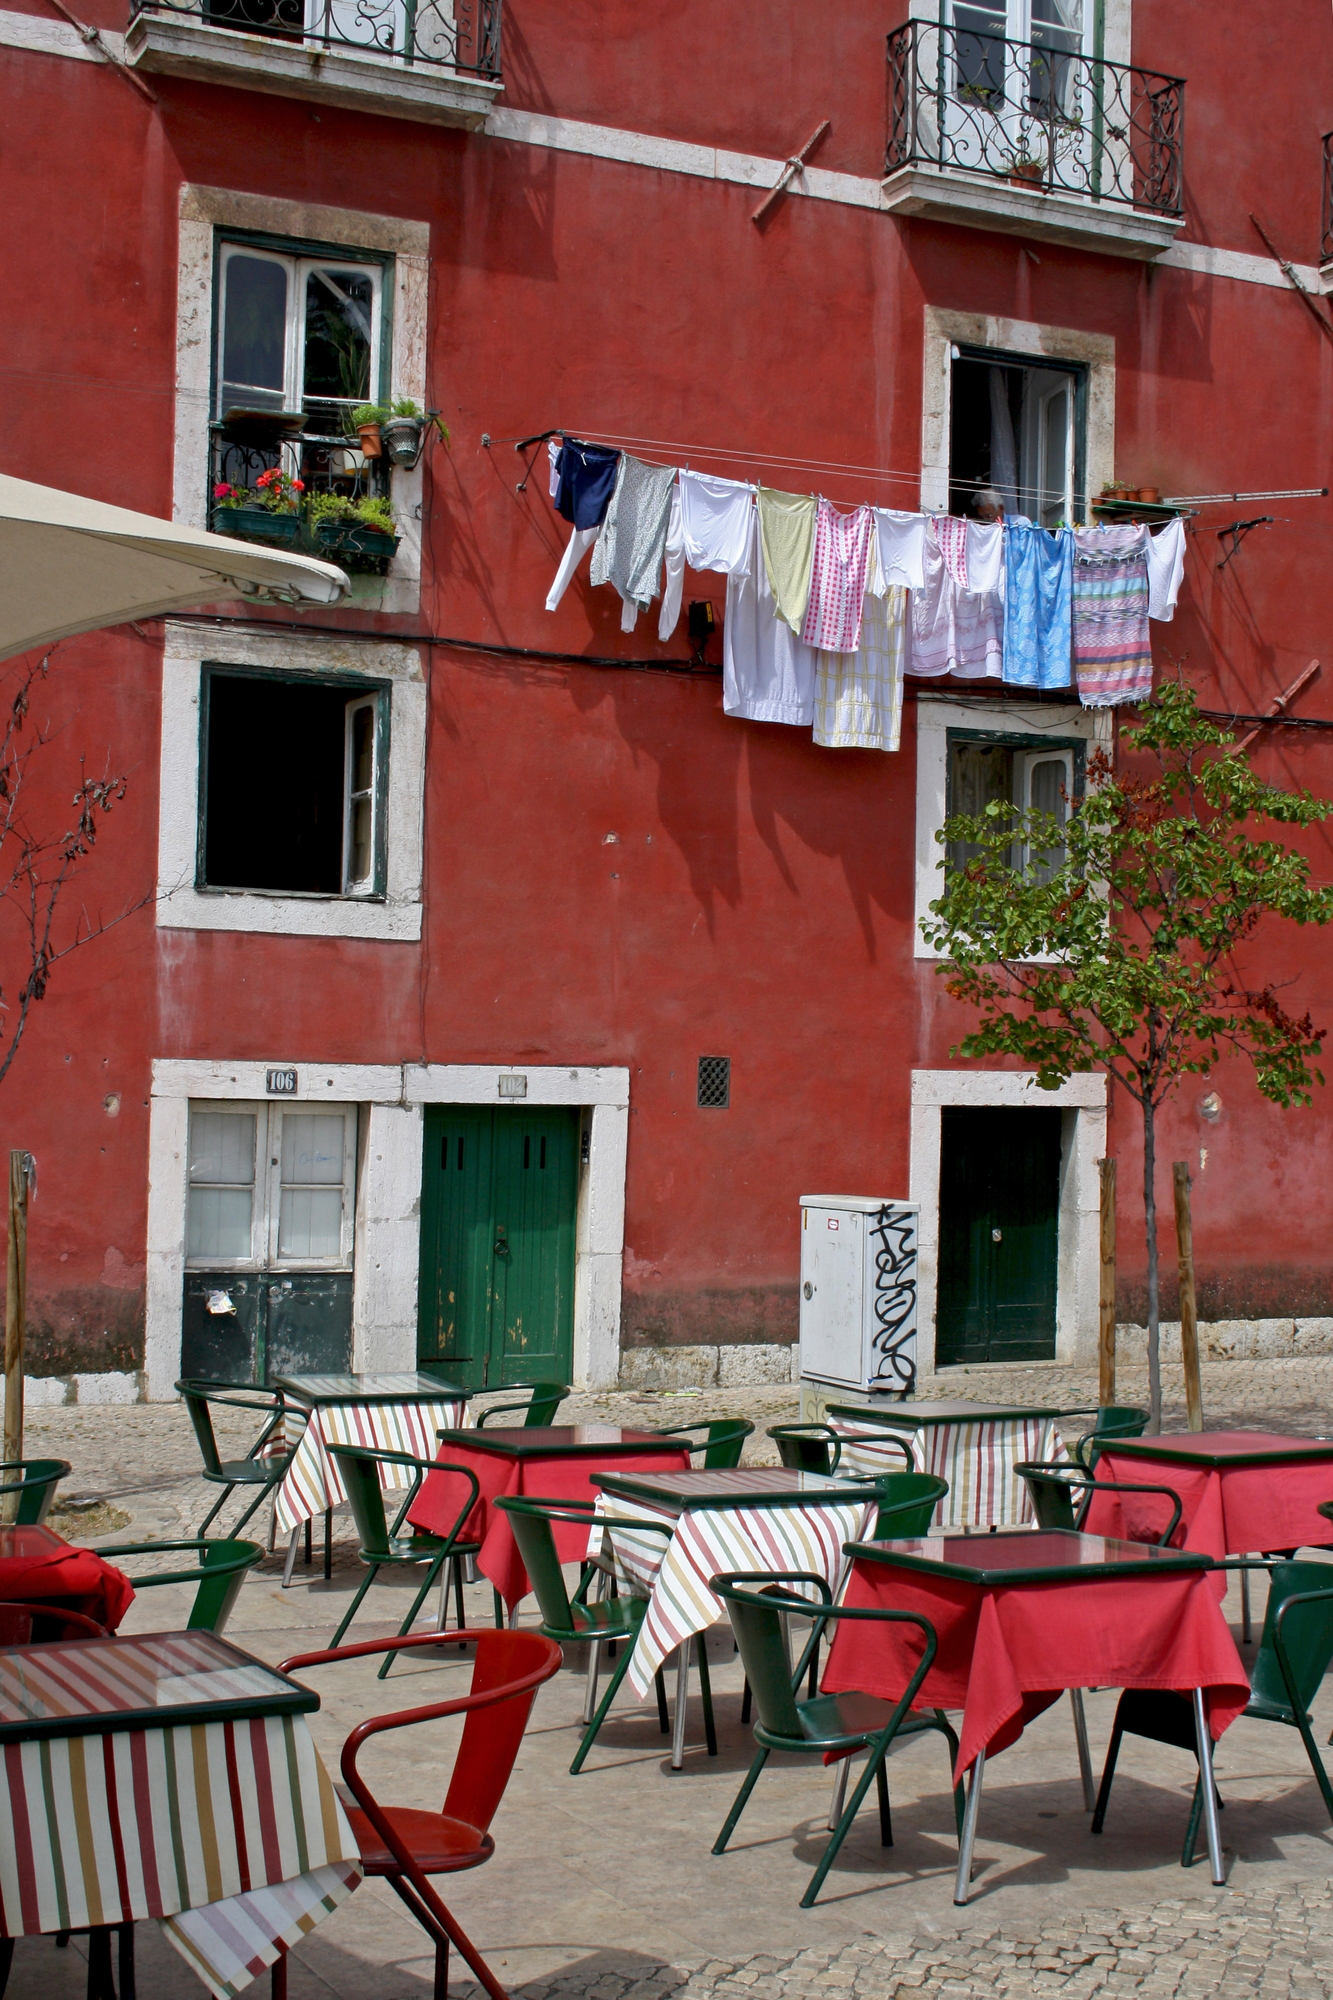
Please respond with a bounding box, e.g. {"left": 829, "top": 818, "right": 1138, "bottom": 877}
{"left": 493, "top": 1493, "right": 701, "bottom": 1773}
{"left": 175, "top": 1378, "right": 308, "bottom": 1537}
{"left": 95, "top": 1538, "right": 265, "bottom": 1635}
{"left": 650, "top": 1419, "right": 754, "bottom": 1468}
{"left": 768, "top": 1422, "right": 914, "bottom": 1476}
{"left": 1016, "top": 1462, "right": 1184, "bottom": 1543}
{"left": 475, "top": 1382, "right": 570, "bottom": 1427}
{"left": 871, "top": 1472, "right": 948, "bottom": 1538}
{"left": 711, "top": 1569, "right": 963, "bottom": 1908}
{"left": 0, "top": 1457, "right": 70, "bottom": 1525}
{"left": 326, "top": 1443, "right": 482, "bottom": 1678}
{"left": 1092, "top": 1558, "right": 1333, "bottom": 1864}
{"left": 1072, "top": 1405, "right": 1150, "bottom": 1471}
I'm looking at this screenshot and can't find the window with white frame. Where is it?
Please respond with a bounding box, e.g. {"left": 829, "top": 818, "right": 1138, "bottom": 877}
{"left": 186, "top": 1102, "right": 357, "bottom": 1270}
{"left": 199, "top": 668, "right": 387, "bottom": 899}
{"left": 946, "top": 732, "right": 1082, "bottom": 884}
{"left": 216, "top": 240, "right": 386, "bottom": 426}
{"left": 949, "top": 346, "right": 1083, "bottom": 527}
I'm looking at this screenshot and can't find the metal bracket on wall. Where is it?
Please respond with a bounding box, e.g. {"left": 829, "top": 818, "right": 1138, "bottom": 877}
{"left": 751, "top": 121, "right": 830, "bottom": 227}
{"left": 1215, "top": 516, "right": 1274, "bottom": 571}
{"left": 42, "top": 0, "right": 157, "bottom": 101}
{"left": 1250, "top": 213, "right": 1333, "bottom": 345}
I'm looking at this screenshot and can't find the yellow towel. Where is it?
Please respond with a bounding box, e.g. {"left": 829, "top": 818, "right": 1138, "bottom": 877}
{"left": 757, "top": 486, "right": 817, "bottom": 634}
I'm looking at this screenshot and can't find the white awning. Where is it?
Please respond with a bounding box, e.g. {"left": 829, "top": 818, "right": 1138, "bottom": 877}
{"left": 0, "top": 473, "right": 350, "bottom": 662}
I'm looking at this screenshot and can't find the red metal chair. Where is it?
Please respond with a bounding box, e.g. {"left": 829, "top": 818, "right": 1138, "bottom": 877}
{"left": 278, "top": 1627, "right": 561, "bottom": 2000}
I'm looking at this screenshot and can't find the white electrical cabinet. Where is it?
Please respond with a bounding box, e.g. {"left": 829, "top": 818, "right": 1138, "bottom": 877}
{"left": 798, "top": 1195, "right": 919, "bottom": 1395}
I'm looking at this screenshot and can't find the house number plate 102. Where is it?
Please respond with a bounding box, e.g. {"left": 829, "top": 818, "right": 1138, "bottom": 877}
{"left": 266, "top": 1068, "right": 298, "bottom": 1095}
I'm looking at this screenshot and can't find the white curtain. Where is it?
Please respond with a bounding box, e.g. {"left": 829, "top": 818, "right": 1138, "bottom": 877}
{"left": 988, "top": 367, "right": 1018, "bottom": 518}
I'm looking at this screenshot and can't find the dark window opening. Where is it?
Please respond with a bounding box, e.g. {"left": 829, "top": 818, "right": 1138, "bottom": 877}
{"left": 949, "top": 350, "right": 1084, "bottom": 528}
{"left": 697, "top": 1057, "right": 731, "bottom": 1109}
{"left": 200, "top": 672, "right": 382, "bottom": 896}
{"left": 946, "top": 731, "right": 1085, "bottom": 884}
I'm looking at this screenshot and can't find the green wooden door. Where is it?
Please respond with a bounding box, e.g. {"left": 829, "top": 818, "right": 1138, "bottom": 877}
{"left": 936, "top": 1107, "right": 1062, "bottom": 1365}
{"left": 417, "top": 1105, "right": 578, "bottom": 1390}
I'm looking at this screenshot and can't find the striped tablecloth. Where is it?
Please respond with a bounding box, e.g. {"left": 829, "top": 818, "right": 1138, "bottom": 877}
{"left": 0, "top": 1635, "right": 361, "bottom": 1999}
{"left": 828, "top": 1414, "right": 1068, "bottom": 1528}
{"left": 272, "top": 1393, "right": 467, "bottom": 1535}
{"left": 588, "top": 1488, "right": 877, "bottom": 1699}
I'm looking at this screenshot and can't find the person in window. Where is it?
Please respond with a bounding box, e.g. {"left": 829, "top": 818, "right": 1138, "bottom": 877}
{"left": 973, "top": 486, "right": 1005, "bottom": 524}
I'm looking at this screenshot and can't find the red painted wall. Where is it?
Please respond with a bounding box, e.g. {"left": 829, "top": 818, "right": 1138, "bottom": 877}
{"left": 2, "top": 2, "right": 1333, "bottom": 1368}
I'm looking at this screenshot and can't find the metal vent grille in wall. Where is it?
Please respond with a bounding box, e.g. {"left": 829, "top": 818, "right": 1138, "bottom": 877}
{"left": 697, "top": 1056, "right": 731, "bottom": 1109}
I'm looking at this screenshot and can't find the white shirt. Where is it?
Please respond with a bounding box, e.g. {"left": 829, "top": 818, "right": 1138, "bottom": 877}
{"left": 680, "top": 470, "right": 755, "bottom": 575}
{"left": 724, "top": 512, "right": 819, "bottom": 724}
{"left": 874, "top": 508, "right": 927, "bottom": 593}
{"left": 1146, "top": 517, "right": 1186, "bottom": 620}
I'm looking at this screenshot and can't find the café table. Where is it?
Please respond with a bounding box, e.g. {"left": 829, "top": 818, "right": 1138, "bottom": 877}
{"left": 0, "top": 1522, "right": 134, "bottom": 1631}
{"left": 408, "top": 1425, "right": 692, "bottom": 1614}
{"left": 825, "top": 1400, "right": 1084, "bottom": 1527}
{"left": 590, "top": 1466, "right": 882, "bottom": 1768}
{"left": 821, "top": 1527, "right": 1249, "bottom": 1902}
{"left": 270, "top": 1371, "right": 469, "bottom": 1584}
{"left": 0, "top": 1626, "right": 361, "bottom": 1998}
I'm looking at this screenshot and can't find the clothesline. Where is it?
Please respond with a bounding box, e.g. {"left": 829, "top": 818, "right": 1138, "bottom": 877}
{"left": 543, "top": 435, "right": 1188, "bottom": 755}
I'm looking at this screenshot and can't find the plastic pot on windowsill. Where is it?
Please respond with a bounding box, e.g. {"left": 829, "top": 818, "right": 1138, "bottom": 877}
{"left": 314, "top": 518, "right": 401, "bottom": 575}
{"left": 211, "top": 505, "right": 306, "bottom": 549}
{"left": 380, "top": 416, "right": 426, "bottom": 471}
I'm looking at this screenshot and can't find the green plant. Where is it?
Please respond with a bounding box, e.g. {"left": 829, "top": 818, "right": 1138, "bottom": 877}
{"left": 349, "top": 403, "right": 390, "bottom": 432}
{"left": 310, "top": 491, "right": 395, "bottom": 533}
{"left": 390, "top": 397, "right": 421, "bottom": 419}
{"left": 920, "top": 679, "right": 1333, "bottom": 1431}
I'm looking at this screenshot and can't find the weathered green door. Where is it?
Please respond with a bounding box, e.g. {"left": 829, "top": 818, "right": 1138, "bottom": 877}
{"left": 935, "top": 1107, "right": 1062, "bottom": 1365}
{"left": 417, "top": 1105, "right": 578, "bottom": 1391}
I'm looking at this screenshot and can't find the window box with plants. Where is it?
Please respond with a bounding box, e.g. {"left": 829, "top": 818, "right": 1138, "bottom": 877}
{"left": 348, "top": 397, "right": 448, "bottom": 471}
{"left": 210, "top": 469, "right": 306, "bottom": 549}
{"left": 310, "top": 493, "right": 401, "bottom": 573}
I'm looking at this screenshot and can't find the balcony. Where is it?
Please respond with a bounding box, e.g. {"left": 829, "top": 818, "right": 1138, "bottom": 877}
{"left": 882, "top": 18, "right": 1185, "bottom": 260}
{"left": 208, "top": 411, "right": 417, "bottom": 587}
{"left": 124, "top": 0, "right": 501, "bottom": 126}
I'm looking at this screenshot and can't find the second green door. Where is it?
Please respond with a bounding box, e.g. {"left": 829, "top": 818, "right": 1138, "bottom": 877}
{"left": 417, "top": 1104, "right": 579, "bottom": 1392}
{"left": 935, "top": 1106, "right": 1062, "bottom": 1365}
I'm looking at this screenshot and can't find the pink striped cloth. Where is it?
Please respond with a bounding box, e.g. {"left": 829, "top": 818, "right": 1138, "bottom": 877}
{"left": 800, "top": 501, "right": 876, "bottom": 653}
{"left": 932, "top": 513, "right": 969, "bottom": 589}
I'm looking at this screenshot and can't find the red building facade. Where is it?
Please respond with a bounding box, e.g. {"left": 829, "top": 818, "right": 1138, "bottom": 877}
{"left": 2, "top": 0, "right": 1333, "bottom": 1402}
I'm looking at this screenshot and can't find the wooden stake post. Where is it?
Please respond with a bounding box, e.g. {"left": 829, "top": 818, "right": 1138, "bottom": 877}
{"left": 3, "top": 1152, "right": 32, "bottom": 1513}
{"left": 1173, "top": 1161, "right": 1204, "bottom": 1432}
{"left": 1098, "top": 1158, "right": 1117, "bottom": 1406}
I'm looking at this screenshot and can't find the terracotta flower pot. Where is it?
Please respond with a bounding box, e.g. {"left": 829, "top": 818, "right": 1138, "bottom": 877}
{"left": 1137, "top": 485, "right": 1161, "bottom": 504}
{"left": 1009, "top": 161, "right": 1044, "bottom": 187}
{"left": 357, "top": 422, "right": 383, "bottom": 459}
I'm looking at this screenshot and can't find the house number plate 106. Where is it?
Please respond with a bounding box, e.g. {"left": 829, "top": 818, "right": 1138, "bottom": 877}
{"left": 266, "top": 1068, "right": 298, "bottom": 1095}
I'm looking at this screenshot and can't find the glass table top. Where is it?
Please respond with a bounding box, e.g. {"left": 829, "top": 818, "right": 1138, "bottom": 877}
{"left": 0, "top": 1630, "right": 316, "bottom": 1743}
{"left": 434, "top": 1424, "right": 678, "bottom": 1458}
{"left": 0, "top": 1524, "right": 68, "bottom": 1561}
{"left": 1103, "top": 1431, "right": 1333, "bottom": 1468}
{"left": 827, "top": 1400, "right": 1076, "bottom": 1427}
{"left": 273, "top": 1372, "right": 467, "bottom": 1404}
{"left": 596, "top": 1466, "right": 882, "bottom": 1508}
{"left": 849, "top": 1526, "right": 1214, "bottom": 1585}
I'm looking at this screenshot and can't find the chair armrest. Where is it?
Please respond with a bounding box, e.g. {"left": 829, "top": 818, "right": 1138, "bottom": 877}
{"left": 1073, "top": 1478, "right": 1184, "bottom": 1546}
{"left": 1270, "top": 1584, "right": 1333, "bottom": 1716}
{"left": 476, "top": 1402, "right": 531, "bottom": 1428}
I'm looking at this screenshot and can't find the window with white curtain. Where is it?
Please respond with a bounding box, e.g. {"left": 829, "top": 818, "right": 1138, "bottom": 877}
{"left": 186, "top": 1102, "right": 357, "bottom": 1269}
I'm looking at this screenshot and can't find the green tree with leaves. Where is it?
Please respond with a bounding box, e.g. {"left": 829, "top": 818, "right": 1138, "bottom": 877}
{"left": 920, "top": 682, "right": 1333, "bottom": 1429}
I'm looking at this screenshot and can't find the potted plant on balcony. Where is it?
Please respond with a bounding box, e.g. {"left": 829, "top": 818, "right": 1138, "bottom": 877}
{"left": 310, "top": 492, "right": 401, "bottom": 574}
{"left": 380, "top": 397, "right": 427, "bottom": 470}
{"left": 349, "top": 404, "right": 390, "bottom": 458}
{"left": 210, "top": 469, "right": 306, "bottom": 549}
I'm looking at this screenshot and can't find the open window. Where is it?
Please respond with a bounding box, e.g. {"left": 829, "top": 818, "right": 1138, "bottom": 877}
{"left": 949, "top": 346, "right": 1085, "bottom": 526}
{"left": 199, "top": 668, "right": 389, "bottom": 899}
{"left": 216, "top": 241, "right": 386, "bottom": 430}
{"left": 946, "top": 733, "right": 1081, "bottom": 880}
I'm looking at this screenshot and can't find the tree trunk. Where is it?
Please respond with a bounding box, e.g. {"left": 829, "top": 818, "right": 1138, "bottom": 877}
{"left": 1143, "top": 1098, "right": 1161, "bottom": 1433}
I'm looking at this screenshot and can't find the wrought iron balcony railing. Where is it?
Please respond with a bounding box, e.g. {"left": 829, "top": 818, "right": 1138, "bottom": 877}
{"left": 1322, "top": 132, "right": 1333, "bottom": 265}
{"left": 886, "top": 18, "right": 1184, "bottom": 215}
{"left": 209, "top": 412, "right": 402, "bottom": 573}
{"left": 129, "top": 0, "right": 499, "bottom": 75}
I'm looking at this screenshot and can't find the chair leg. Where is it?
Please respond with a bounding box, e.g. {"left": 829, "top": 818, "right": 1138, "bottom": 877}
{"left": 325, "top": 1507, "right": 333, "bottom": 1581}
{"left": 695, "top": 1635, "right": 717, "bottom": 1758}
{"left": 656, "top": 1668, "right": 669, "bottom": 1734}
{"left": 827, "top": 1753, "right": 851, "bottom": 1830}
{"left": 87, "top": 1927, "right": 115, "bottom": 2000}
{"left": 1070, "top": 1688, "right": 1096, "bottom": 1810}
{"left": 807, "top": 1628, "right": 819, "bottom": 1699}
{"left": 453, "top": 1555, "right": 466, "bottom": 1634}
{"left": 1294, "top": 1707, "right": 1333, "bottom": 1824}
{"left": 305, "top": 1516, "right": 313, "bottom": 1566}
{"left": 330, "top": 1563, "right": 380, "bottom": 1648}
{"left": 876, "top": 1757, "right": 893, "bottom": 1847}
{"left": 282, "top": 1526, "right": 303, "bottom": 1589}
{"left": 803, "top": 1732, "right": 900, "bottom": 1910}
{"left": 231, "top": 1479, "right": 279, "bottom": 1539}
{"left": 197, "top": 1484, "right": 234, "bottom": 1538}
{"left": 569, "top": 1635, "right": 640, "bottom": 1776}
{"left": 0, "top": 1936, "right": 12, "bottom": 2000}
{"left": 583, "top": 1636, "right": 602, "bottom": 1726}
{"left": 741, "top": 1677, "right": 752, "bottom": 1725}
{"left": 712, "top": 1744, "right": 771, "bottom": 1854}
{"left": 434, "top": 1936, "right": 449, "bottom": 2000}
{"left": 119, "top": 1922, "right": 136, "bottom": 2000}
{"left": 379, "top": 1559, "right": 448, "bottom": 1679}
{"left": 1090, "top": 1705, "right": 1127, "bottom": 1835}
{"left": 492, "top": 1586, "right": 505, "bottom": 1630}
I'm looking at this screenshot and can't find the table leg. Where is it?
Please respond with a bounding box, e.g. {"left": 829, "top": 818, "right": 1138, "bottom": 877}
{"left": 304, "top": 1516, "right": 312, "bottom": 1566}
{"left": 1191, "top": 1687, "right": 1226, "bottom": 1885}
{"left": 1070, "top": 1689, "right": 1096, "bottom": 1810}
{"left": 827, "top": 1753, "right": 851, "bottom": 1830}
{"left": 953, "top": 1746, "right": 986, "bottom": 1906}
{"left": 324, "top": 1507, "right": 332, "bottom": 1581}
{"left": 282, "top": 1526, "right": 302, "bottom": 1588}
{"left": 671, "top": 1640, "right": 690, "bottom": 1771}
{"left": 1240, "top": 1563, "right": 1252, "bottom": 1644}
{"left": 271, "top": 1948, "right": 288, "bottom": 1999}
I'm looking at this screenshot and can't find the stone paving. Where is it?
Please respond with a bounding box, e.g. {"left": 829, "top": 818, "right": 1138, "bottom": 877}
{"left": 10, "top": 1354, "right": 1333, "bottom": 1999}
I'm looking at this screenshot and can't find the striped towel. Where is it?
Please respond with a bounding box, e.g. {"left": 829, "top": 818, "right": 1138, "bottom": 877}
{"left": 272, "top": 1395, "right": 466, "bottom": 1534}
{"left": 588, "top": 1491, "right": 876, "bottom": 1698}
{"left": 829, "top": 1415, "right": 1068, "bottom": 1528}
{"left": 0, "top": 1696, "right": 360, "bottom": 1998}
{"left": 1072, "top": 549, "right": 1152, "bottom": 707}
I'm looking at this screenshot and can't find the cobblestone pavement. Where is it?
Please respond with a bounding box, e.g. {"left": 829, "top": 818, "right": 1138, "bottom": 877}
{"left": 511, "top": 1883, "right": 1333, "bottom": 2000}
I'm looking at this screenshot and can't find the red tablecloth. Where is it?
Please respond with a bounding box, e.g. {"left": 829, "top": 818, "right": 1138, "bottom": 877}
{"left": 1083, "top": 1434, "right": 1333, "bottom": 1565}
{"left": 821, "top": 1554, "right": 1250, "bottom": 1782}
{"left": 407, "top": 1443, "right": 691, "bottom": 1609}
{"left": 0, "top": 1532, "right": 134, "bottom": 1631}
